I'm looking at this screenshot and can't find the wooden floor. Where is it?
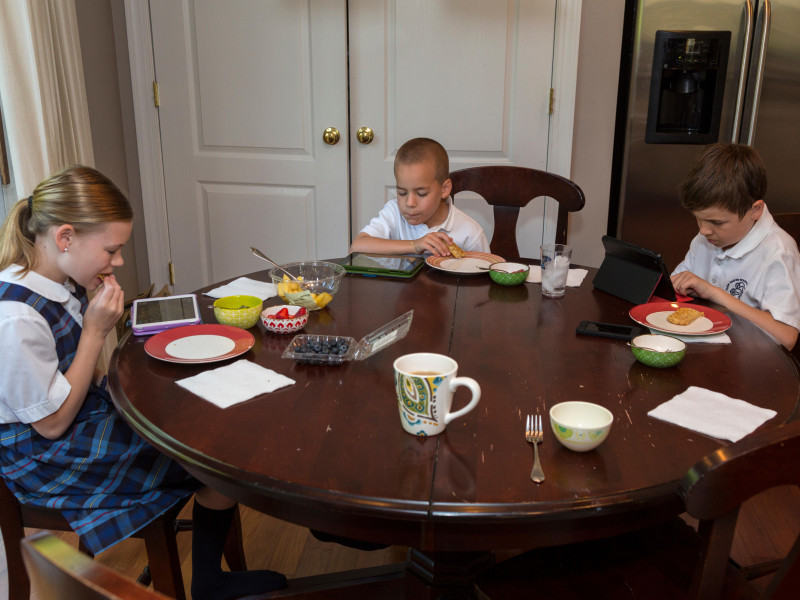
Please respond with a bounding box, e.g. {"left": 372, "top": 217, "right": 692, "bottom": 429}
{"left": 2, "top": 486, "right": 799, "bottom": 599}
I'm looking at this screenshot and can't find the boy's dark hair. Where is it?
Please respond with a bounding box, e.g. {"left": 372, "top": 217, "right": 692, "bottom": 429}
{"left": 679, "top": 143, "right": 767, "bottom": 218}
{"left": 394, "top": 138, "right": 450, "bottom": 183}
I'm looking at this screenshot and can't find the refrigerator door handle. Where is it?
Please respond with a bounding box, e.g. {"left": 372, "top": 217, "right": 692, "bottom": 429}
{"left": 742, "top": 0, "right": 772, "bottom": 145}
{"left": 732, "top": 0, "right": 755, "bottom": 142}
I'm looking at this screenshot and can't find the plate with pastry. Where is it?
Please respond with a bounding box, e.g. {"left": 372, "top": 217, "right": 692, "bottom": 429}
{"left": 629, "top": 302, "right": 732, "bottom": 335}
{"left": 426, "top": 251, "right": 505, "bottom": 274}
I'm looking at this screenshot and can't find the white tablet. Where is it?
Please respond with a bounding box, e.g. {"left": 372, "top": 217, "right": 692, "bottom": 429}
{"left": 131, "top": 294, "right": 202, "bottom": 336}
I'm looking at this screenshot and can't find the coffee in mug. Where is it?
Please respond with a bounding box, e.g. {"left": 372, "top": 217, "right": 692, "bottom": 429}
{"left": 394, "top": 353, "right": 481, "bottom": 436}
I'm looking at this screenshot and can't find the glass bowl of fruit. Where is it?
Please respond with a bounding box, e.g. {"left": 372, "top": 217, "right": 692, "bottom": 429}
{"left": 269, "top": 261, "right": 345, "bottom": 311}
{"left": 261, "top": 305, "right": 309, "bottom": 334}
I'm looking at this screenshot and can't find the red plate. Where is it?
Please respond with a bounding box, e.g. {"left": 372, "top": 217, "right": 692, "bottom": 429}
{"left": 629, "top": 302, "right": 732, "bottom": 335}
{"left": 144, "top": 324, "right": 255, "bottom": 364}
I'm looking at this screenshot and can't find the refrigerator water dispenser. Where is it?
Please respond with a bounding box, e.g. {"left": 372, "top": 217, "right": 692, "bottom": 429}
{"left": 645, "top": 31, "right": 731, "bottom": 144}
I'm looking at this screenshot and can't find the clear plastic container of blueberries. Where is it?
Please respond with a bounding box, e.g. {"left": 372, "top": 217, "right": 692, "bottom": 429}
{"left": 281, "top": 310, "right": 413, "bottom": 366}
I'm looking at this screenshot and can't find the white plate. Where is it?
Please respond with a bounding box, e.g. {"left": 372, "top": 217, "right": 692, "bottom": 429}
{"left": 426, "top": 251, "right": 505, "bottom": 274}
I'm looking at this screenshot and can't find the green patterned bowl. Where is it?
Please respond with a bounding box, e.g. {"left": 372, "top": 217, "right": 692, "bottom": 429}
{"left": 213, "top": 295, "right": 263, "bottom": 329}
{"left": 630, "top": 334, "right": 686, "bottom": 368}
{"left": 550, "top": 401, "right": 613, "bottom": 452}
{"left": 489, "top": 262, "right": 529, "bottom": 286}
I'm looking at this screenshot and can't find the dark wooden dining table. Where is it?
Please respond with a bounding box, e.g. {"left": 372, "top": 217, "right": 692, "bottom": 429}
{"left": 108, "top": 261, "right": 800, "bottom": 599}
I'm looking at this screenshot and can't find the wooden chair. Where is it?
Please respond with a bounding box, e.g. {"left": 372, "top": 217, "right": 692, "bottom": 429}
{"left": 21, "top": 530, "right": 171, "bottom": 600}
{"left": 1, "top": 477, "right": 247, "bottom": 600}
{"left": 473, "top": 420, "right": 800, "bottom": 600}
{"left": 448, "top": 165, "right": 585, "bottom": 258}
{"left": 772, "top": 213, "right": 800, "bottom": 247}
{"left": 772, "top": 213, "right": 800, "bottom": 363}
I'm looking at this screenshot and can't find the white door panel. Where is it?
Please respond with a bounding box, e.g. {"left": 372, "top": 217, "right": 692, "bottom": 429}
{"left": 350, "top": 0, "right": 556, "bottom": 259}
{"left": 205, "top": 183, "right": 316, "bottom": 284}
{"left": 151, "top": 0, "right": 557, "bottom": 293}
{"left": 151, "top": 0, "right": 348, "bottom": 293}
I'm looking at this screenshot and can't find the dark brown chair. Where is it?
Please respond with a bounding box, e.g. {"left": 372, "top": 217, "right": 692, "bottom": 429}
{"left": 1, "top": 477, "right": 247, "bottom": 600}
{"left": 449, "top": 165, "right": 585, "bottom": 258}
{"left": 772, "top": 213, "right": 800, "bottom": 363}
{"left": 21, "top": 530, "right": 171, "bottom": 600}
{"left": 772, "top": 213, "right": 800, "bottom": 248}
{"left": 474, "top": 420, "right": 800, "bottom": 600}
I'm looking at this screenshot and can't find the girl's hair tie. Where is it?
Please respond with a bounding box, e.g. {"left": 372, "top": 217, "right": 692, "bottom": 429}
{"left": 27, "top": 195, "right": 33, "bottom": 212}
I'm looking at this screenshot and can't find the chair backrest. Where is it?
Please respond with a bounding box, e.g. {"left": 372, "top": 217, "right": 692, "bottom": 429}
{"left": 772, "top": 213, "right": 800, "bottom": 250}
{"left": 21, "top": 531, "right": 172, "bottom": 600}
{"left": 771, "top": 213, "right": 800, "bottom": 362}
{"left": 449, "top": 165, "right": 585, "bottom": 258}
{"left": 680, "top": 420, "right": 800, "bottom": 599}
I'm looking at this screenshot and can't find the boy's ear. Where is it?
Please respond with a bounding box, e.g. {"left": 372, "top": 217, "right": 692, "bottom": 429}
{"left": 751, "top": 199, "right": 765, "bottom": 221}
{"left": 441, "top": 178, "right": 452, "bottom": 198}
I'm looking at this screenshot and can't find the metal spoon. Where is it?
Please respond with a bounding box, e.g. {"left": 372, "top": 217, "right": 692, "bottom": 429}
{"left": 627, "top": 342, "right": 678, "bottom": 353}
{"left": 249, "top": 247, "right": 298, "bottom": 280}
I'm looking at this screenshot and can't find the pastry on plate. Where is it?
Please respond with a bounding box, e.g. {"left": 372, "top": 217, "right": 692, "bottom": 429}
{"left": 666, "top": 306, "right": 704, "bottom": 326}
{"left": 447, "top": 242, "right": 465, "bottom": 259}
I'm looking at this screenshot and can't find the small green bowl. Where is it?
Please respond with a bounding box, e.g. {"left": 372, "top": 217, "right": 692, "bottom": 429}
{"left": 630, "top": 334, "right": 686, "bottom": 368}
{"left": 489, "top": 262, "right": 530, "bottom": 286}
{"left": 213, "top": 295, "right": 263, "bottom": 329}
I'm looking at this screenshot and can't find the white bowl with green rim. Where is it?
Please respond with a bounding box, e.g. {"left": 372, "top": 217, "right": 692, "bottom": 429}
{"left": 549, "top": 401, "right": 613, "bottom": 452}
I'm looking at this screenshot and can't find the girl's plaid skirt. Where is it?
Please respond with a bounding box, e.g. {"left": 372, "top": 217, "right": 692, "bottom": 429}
{"left": 0, "top": 384, "right": 200, "bottom": 554}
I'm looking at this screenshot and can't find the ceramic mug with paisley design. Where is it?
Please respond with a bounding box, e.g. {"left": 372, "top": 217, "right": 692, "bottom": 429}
{"left": 394, "top": 353, "right": 481, "bottom": 436}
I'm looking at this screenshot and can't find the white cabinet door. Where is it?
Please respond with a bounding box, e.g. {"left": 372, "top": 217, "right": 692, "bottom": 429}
{"left": 349, "top": 0, "right": 557, "bottom": 259}
{"left": 151, "top": 0, "right": 349, "bottom": 293}
{"left": 150, "top": 0, "right": 557, "bottom": 293}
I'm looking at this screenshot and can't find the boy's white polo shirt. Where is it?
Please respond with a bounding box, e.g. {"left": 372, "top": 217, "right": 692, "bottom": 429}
{"left": 360, "top": 198, "right": 490, "bottom": 253}
{"left": 673, "top": 206, "right": 800, "bottom": 331}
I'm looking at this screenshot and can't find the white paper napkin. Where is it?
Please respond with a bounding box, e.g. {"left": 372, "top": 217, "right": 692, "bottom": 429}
{"left": 204, "top": 277, "right": 277, "bottom": 301}
{"left": 176, "top": 359, "right": 294, "bottom": 408}
{"left": 649, "top": 330, "right": 732, "bottom": 344}
{"left": 648, "top": 386, "right": 776, "bottom": 442}
{"left": 526, "top": 265, "right": 588, "bottom": 287}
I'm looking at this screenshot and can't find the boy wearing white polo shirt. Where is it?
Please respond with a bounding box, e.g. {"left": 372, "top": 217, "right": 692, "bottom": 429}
{"left": 350, "top": 138, "right": 490, "bottom": 257}
{"left": 671, "top": 143, "right": 800, "bottom": 350}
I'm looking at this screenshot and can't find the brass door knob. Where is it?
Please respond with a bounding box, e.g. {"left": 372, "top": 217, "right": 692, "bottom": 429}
{"left": 323, "top": 127, "right": 341, "bottom": 145}
{"left": 356, "top": 127, "right": 374, "bottom": 144}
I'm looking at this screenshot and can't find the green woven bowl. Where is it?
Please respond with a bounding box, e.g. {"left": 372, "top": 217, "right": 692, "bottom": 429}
{"left": 630, "top": 334, "right": 686, "bottom": 368}
{"left": 489, "top": 262, "right": 529, "bottom": 286}
{"left": 213, "top": 295, "right": 263, "bottom": 329}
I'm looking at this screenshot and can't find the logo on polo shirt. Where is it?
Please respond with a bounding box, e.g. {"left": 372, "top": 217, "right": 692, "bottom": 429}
{"left": 726, "top": 278, "right": 747, "bottom": 298}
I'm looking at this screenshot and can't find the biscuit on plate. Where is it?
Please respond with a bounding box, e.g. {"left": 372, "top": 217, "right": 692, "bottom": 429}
{"left": 447, "top": 242, "right": 465, "bottom": 259}
{"left": 666, "top": 307, "right": 704, "bottom": 326}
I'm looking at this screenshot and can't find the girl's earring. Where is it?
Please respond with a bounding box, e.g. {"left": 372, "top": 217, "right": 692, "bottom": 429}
{"left": 63, "top": 247, "right": 68, "bottom": 253}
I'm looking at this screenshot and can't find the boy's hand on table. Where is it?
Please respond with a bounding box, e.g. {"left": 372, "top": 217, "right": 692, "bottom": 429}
{"left": 670, "top": 271, "right": 718, "bottom": 301}
{"left": 412, "top": 232, "right": 453, "bottom": 257}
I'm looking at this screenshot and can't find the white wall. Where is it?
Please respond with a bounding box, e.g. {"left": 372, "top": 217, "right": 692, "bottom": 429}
{"left": 569, "top": 0, "right": 626, "bottom": 267}
{"left": 92, "top": 0, "right": 626, "bottom": 280}
{"left": 76, "top": 0, "right": 148, "bottom": 294}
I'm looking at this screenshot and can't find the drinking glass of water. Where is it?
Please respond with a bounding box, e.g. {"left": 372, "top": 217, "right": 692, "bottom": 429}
{"left": 540, "top": 244, "right": 572, "bottom": 298}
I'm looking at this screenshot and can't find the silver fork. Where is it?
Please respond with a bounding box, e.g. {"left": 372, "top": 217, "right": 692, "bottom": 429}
{"left": 526, "top": 414, "right": 545, "bottom": 483}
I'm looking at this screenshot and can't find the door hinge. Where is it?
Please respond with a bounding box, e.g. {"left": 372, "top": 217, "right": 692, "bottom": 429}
{"left": 168, "top": 261, "right": 175, "bottom": 286}
{"left": 153, "top": 81, "right": 160, "bottom": 108}
{"left": 549, "top": 88, "right": 555, "bottom": 115}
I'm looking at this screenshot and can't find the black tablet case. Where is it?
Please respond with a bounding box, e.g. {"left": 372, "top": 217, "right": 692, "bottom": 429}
{"left": 592, "top": 236, "right": 677, "bottom": 304}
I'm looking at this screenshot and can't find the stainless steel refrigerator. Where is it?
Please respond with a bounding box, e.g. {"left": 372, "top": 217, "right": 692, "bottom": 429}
{"left": 608, "top": 0, "right": 800, "bottom": 270}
